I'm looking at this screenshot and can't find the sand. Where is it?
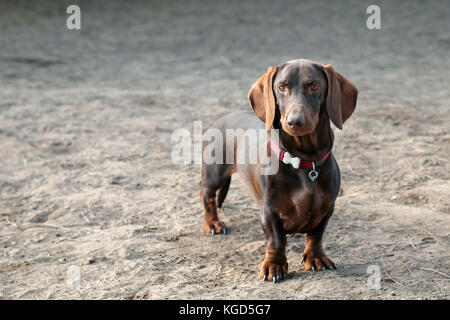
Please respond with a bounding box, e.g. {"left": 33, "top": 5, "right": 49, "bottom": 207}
{"left": 0, "top": 0, "right": 449, "bottom": 299}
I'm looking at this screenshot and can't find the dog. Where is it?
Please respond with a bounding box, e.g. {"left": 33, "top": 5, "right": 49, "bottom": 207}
{"left": 200, "top": 59, "right": 358, "bottom": 283}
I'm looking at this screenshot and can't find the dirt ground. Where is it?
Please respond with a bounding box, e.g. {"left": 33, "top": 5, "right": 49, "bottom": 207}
{"left": 0, "top": 0, "right": 449, "bottom": 299}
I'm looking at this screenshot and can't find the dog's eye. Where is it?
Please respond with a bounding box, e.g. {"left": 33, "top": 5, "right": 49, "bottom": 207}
{"left": 279, "top": 85, "right": 286, "bottom": 92}
{"left": 310, "top": 83, "right": 320, "bottom": 92}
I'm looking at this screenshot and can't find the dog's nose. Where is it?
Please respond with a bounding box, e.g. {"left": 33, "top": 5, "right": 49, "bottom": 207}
{"left": 287, "top": 114, "right": 305, "bottom": 128}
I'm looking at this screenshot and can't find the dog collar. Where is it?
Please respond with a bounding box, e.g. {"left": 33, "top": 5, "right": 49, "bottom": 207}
{"left": 269, "top": 138, "right": 330, "bottom": 181}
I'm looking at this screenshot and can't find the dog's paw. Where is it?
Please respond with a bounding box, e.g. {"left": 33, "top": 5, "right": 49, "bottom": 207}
{"left": 301, "top": 252, "right": 336, "bottom": 271}
{"left": 259, "top": 259, "right": 288, "bottom": 283}
{"left": 204, "top": 220, "right": 227, "bottom": 235}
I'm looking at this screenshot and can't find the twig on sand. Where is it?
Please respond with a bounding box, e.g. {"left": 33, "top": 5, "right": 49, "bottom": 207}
{"left": 22, "top": 223, "right": 67, "bottom": 230}
{"left": 406, "top": 265, "right": 415, "bottom": 277}
{"left": 420, "top": 267, "right": 450, "bottom": 279}
{"left": 432, "top": 279, "right": 446, "bottom": 295}
{"left": 385, "top": 272, "right": 404, "bottom": 286}
{"left": 81, "top": 210, "right": 91, "bottom": 224}
{"left": 421, "top": 229, "right": 448, "bottom": 249}
{"left": 345, "top": 163, "right": 364, "bottom": 177}
{"left": 5, "top": 216, "right": 24, "bottom": 231}
{"left": 173, "top": 221, "right": 185, "bottom": 232}
{"left": 5, "top": 218, "right": 67, "bottom": 231}
{"left": 408, "top": 234, "right": 417, "bottom": 249}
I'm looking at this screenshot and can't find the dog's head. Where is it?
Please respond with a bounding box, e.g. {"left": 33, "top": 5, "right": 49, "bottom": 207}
{"left": 248, "top": 59, "right": 358, "bottom": 135}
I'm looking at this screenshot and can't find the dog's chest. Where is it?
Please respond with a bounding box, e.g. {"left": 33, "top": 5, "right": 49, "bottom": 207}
{"left": 272, "top": 171, "right": 333, "bottom": 233}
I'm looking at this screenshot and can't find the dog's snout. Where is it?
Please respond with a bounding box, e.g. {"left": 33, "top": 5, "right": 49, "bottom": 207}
{"left": 286, "top": 114, "right": 305, "bottom": 128}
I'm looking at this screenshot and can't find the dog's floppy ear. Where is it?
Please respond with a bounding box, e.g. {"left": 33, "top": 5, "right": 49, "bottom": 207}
{"left": 322, "top": 64, "right": 358, "bottom": 130}
{"left": 248, "top": 66, "right": 278, "bottom": 132}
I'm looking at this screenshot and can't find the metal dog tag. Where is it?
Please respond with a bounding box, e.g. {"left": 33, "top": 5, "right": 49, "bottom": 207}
{"left": 308, "top": 170, "right": 318, "bottom": 182}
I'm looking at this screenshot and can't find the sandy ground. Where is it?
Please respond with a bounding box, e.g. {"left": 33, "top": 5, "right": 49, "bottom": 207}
{"left": 0, "top": 0, "right": 449, "bottom": 299}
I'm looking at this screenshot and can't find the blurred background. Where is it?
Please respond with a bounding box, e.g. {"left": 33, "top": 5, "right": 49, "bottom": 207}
{"left": 0, "top": 0, "right": 448, "bottom": 299}
{"left": 1, "top": 0, "right": 449, "bottom": 107}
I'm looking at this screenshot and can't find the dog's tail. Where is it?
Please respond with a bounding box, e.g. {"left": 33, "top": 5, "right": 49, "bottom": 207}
{"left": 217, "top": 176, "right": 231, "bottom": 209}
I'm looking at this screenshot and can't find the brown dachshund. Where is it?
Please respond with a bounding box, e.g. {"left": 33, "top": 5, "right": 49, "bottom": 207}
{"left": 200, "top": 59, "right": 358, "bottom": 283}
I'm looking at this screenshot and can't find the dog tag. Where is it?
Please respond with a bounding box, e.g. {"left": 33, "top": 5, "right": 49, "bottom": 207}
{"left": 308, "top": 170, "right": 318, "bottom": 182}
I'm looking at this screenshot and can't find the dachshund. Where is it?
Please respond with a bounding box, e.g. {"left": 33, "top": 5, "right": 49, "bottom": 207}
{"left": 200, "top": 59, "right": 358, "bottom": 283}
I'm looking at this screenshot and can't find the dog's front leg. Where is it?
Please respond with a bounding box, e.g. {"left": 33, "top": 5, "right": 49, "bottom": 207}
{"left": 302, "top": 206, "right": 336, "bottom": 271}
{"left": 259, "top": 206, "right": 288, "bottom": 283}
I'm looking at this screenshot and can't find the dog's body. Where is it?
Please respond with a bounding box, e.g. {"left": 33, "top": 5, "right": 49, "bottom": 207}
{"left": 201, "top": 59, "right": 358, "bottom": 283}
